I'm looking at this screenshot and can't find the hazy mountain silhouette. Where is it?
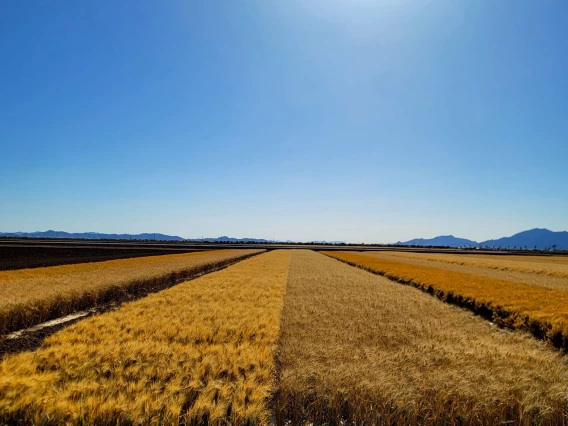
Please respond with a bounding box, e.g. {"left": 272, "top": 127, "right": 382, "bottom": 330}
{"left": 188, "top": 236, "right": 271, "bottom": 243}
{"left": 396, "top": 235, "right": 477, "bottom": 247}
{"left": 397, "top": 228, "right": 568, "bottom": 250}
{"left": 3, "top": 229, "right": 565, "bottom": 248}
{"left": 0, "top": 231, "right": 312, "bottom": 243}
{"left": 0, "top": 230, "right": 184, "bottom": 241}
{"left": 480, "top": 228, "right": 568, "bottom": 250}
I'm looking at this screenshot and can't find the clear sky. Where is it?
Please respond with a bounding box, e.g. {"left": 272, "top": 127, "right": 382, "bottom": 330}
{"left": 1, "top": 1, "right": 567, "bottom": 243}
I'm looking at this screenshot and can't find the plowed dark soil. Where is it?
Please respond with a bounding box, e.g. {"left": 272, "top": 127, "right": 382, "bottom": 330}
{"left": 0, "top": 246, "right": 207, "bottom": 270}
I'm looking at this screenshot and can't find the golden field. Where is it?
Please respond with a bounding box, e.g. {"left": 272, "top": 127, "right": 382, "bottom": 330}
{"left": 363, "top": 251, "right": 568, "bottom": 290}
{"left": 382, "top": 251, "right": 568, "bottom": 279}
{"left": 275, "top": 250, "right": 568, "bottom": 425}
{"left": 0, "top": 249, "right": 262, "bottom": 335}
{"left": 2, "top": 249, "right": 568, "bottom": 425}
{"left": 323, "top": 251, "right": 568, "bottom": 349}
{"left": 0, "top": 250, "right": 291, "bottom": 425}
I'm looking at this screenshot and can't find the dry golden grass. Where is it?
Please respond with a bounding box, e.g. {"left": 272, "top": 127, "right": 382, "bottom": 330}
{"left": 383, "top": 251, "right": 568, "bottom": 279}
{"left": 0, "top": 249, "right": 263, "bottom": 335}
{"left": 324, "top": 251, "right": 568, "bottom": 349}
{"left": 0, "top": 250, "right": 291, "bottom": 425}
{"left": 275, "top": 250, "right": 568, "bottom": 425}
{"left": 364, "top": 251, "right": 568, "bottom": 290}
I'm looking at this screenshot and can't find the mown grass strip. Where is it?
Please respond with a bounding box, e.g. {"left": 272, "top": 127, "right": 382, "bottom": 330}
{"left": 276, "top": 250, "right": 568, "bottom": 425}
{"left": 323, "top": 251, "right": 568, "bottom": 350}
{"left": 0, "top": 250, "right": 291, "bottom": 425}
{"left": 0, "top": 249, "right": 263, "bottom": 336}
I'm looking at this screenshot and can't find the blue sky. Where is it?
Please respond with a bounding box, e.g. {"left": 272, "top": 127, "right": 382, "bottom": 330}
{"left": 1, "top": 0, "right": 567, "bottom": 243}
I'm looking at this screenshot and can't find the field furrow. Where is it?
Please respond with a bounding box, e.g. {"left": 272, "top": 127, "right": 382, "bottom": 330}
{"left": 275, "top": 250, "right": 568, "bottom": 425}
{"left": 0, "top": 250, "right": 291, "bottom": 425}
{"left": 0, "top": 249, "right": 263, "bottom": 335}
{"left": 323, "top": 251, "right": 568, "bottom": 349}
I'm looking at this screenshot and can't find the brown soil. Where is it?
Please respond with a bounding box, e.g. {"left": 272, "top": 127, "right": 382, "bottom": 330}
{"left": 0, "top": 245, "right": 209, "bottom": 271}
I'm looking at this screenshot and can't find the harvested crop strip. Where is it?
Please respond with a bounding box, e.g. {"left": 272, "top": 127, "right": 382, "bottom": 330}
{"left": 0, "top": 250, "right": 291, "bottom": 425}
{"left": 275, "top": 250, "right": 568, "bottom": 425}
{"left": 323, "top": 251, "right": 568, "bottom": 349}
{"left": 0, "top": 249, "right": 263, "bottom": 335}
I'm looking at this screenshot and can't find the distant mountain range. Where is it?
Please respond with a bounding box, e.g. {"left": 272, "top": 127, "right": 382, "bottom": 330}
{"left": 0, "top": 231, "right": 342, "bottom": 244}
{"left": 3, "top": 229, "right": 565, "bottom": 249}
{"left": 188, "top": 236, "right": 275, "bottom": 243}
{"left": 0, "top": 231, "right": 186, "bottom": 241}
{"left": 396, "top": 228, "right": 568, "bottom": 250}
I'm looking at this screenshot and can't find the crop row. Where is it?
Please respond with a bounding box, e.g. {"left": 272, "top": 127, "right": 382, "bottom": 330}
{"left": 0, "top": 249, "right": 263, "bottom": 335}
{"left": 323, "top": 251, "right": 568, "bottom": 349}
{"left": 1, "top": 250, "right": 568, "bottom": 425}
{"left": 0, "top": 250, "right": 291, "bottom": 425}
{"left": 276, "top": 250, "right": 568, "bottom": 425}
{"left": 380, "top": 251, "right": 568, "bottom": 279}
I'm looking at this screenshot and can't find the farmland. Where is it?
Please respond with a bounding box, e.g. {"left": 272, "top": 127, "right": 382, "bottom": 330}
{"left": 324, "top": 251, "right": 568, "bottom": 349}
{"left": 361, "top": 251, "right": 568, "bottom": 290}
{"left": 0, "top": 244, "right": 210, "bottom": 271}
{"left": 1, "top": 248, "right": 568, "bottom": 425}
{"left": 0, "top": 250, "right": 290, "bottom": 425}
{"left": 275, "top": 250, "right": 568, "bottom": 425}
{"left": 376, "top": 251, "right": 568, "bottom": 282}
{"left": 0, "top": 249, "right": 262, "bottom": 335}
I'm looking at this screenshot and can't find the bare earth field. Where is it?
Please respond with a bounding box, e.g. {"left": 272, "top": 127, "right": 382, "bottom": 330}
{"left": 0, "top": 245, "right": 211, "bottom": 271}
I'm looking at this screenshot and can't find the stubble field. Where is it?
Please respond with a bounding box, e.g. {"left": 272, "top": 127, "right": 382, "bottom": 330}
{"left": 1, "top": 248, "right": 567, "bottom": 425}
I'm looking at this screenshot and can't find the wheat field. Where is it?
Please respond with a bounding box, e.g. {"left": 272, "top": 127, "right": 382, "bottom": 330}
{"left": 362, "top": 251, "right": 568, "bottom": 290}
{"left": 324, "top": 251, "right": 568, "bottom": 349}
{"left": 382, "top": 251, "right": 568, "bottom": 279}
{"left": 275, "top": 250, "right": 568, "bottom": 425}
{"left": 0, "top": 249, "right": 263, "bottom": 335}
{"left": 0, "top": 250, "right": 291, "bottom": 425}
{"left": 2, "top": 249, "right": 568, "bottom": 425}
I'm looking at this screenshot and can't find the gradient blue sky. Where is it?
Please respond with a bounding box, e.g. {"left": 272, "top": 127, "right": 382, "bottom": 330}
{"left": 1, "top": 1, "right": 567, "bottom": 243}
